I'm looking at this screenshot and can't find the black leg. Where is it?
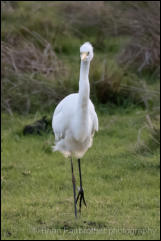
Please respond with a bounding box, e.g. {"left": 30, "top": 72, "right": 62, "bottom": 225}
{"left": 76, "top": 158, "right": 87, "bottom": 213}
{"left": 71, "top": 157, "right": 77, "bottom": 218}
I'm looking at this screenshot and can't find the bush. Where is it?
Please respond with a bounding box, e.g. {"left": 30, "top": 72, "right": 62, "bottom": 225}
{"left": 118, "top": 1, "right": 160, "bottom": 74}
{"left": 1, "top": 39, "right": 67, "bottom": 114}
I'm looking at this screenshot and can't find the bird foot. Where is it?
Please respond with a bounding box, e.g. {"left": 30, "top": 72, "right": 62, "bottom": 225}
{"left": 76, "top": 187, "right": 87, "bottom": 212}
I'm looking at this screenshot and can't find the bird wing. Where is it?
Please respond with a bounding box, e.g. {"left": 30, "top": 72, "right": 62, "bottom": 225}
{"left": 89, "top": 100, "right": 99, "bottom": 135}
{"left": 52, "top": 95, "right": 98, "bottom": 142}
{"left": 93, "top": 110, "right": 99, "bottom": 132}
{"left": 52, "top": 94, "right": 78, "bottom": 142}
{"left": 52, "top": 99, "right": 67, "bottom": 142}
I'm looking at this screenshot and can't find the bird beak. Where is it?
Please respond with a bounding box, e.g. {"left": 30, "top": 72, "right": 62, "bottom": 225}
{"left": 81, "top": 52, "right": 88, "bottom": 61}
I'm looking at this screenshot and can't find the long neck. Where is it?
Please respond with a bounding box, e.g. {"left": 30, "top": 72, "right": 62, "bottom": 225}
{"left": 78, "top": 60, "right": 90, "bottom": 108}
{"left": 74, "top": 60, "right": 90, "bottom": 142}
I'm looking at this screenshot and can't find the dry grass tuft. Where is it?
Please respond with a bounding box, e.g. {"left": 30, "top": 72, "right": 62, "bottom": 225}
{"left": 1, "top": 38, "right": 63, "bottom": 77}
{"left": 118, "top": 1, "right": 160, "bottom": 73}
{"left": 1, "top": 36, "right": 67, "bottom": 114}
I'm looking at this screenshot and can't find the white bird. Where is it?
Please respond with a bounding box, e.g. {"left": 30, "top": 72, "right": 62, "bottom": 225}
{"left": 52, "top": 42, "right": 98, "bottom": 218}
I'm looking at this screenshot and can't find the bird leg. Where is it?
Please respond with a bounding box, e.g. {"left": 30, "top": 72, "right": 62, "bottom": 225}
{"left": 71, "top": 157, "right": 77, "bottom": 218}
{"left": 76, "top": 158, "right": 87, "bottom": 213}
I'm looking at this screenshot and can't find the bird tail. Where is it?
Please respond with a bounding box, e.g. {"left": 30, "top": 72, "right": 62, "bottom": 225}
{"left": 52, "top": 144, "right": 71, "bottom": 158}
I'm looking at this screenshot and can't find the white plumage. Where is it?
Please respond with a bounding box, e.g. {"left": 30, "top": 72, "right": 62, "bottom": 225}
{"left": 52, "top": 42, "right": 98, "bottom": 158}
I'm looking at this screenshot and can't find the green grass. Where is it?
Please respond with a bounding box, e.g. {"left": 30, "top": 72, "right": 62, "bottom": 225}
{"left": 1, "top": 105, "right": 160, "bottom": 240}
{"left": 1, "top": 2, "right": 160, "bottom": 239}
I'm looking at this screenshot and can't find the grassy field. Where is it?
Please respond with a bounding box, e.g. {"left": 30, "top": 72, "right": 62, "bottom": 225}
{"left": 1, "top": 1, "right": 160, "bottom": 240}
{"left": 1, "top": 105, "right": 160, "bottom": 240}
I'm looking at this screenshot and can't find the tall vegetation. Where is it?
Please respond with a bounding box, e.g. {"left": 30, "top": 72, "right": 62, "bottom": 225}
{"left": 1, "top": 1, "right": 160, "bottom": 149}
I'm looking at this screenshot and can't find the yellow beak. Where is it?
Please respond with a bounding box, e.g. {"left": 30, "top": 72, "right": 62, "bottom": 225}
{"left": 81, "top": 52, "right": 88, "bottom": 61}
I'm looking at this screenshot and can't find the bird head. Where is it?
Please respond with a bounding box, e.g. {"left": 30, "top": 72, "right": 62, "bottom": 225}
{"left": 80, "top": 42, "right": 94, "bottom": 62}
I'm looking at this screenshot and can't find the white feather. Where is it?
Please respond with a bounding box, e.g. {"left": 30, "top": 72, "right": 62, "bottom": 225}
{"left": 52, "top": 42, "right": 98, "bottom": 158}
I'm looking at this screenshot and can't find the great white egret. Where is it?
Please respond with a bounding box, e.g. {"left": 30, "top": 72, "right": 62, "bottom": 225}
{"left": 52, "top": 42, "right": 98, "bottom": 218}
